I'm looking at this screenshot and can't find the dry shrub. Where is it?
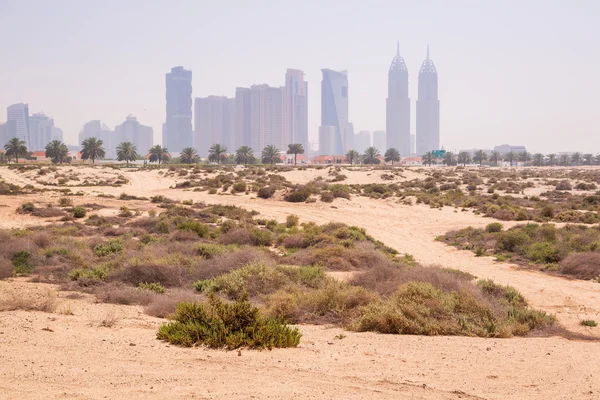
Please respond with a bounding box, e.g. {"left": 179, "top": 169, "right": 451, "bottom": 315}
{"left": 193, "top": 247, "right": 274, "bottom": 281}
{"left": 169, "top": 230, "right": 199, "bottom": 242}
{"left": 0, "top": 290, "right": 57, "bottom": 312}
{"left": 99, "top": 310, "right": 119, "bottom": 327}
{"left": 110, "top": 263, "right": 190, "bottom": 287}
{"left": 32, "top": 207, "right": 66, "bottom": 218}
{"left": 560, "top": 253, "right": 600, "bottom": 280}
{"left": 218, "top": 228, "right": 252, "bottom": 245}
{"left": 144, "top": 289, "right": 203, "bottom": 318}
{"left": 96, "top": 283, "right": 155, "bottom": 305}
{"left": 0, "top": 258, "right": 13, "bottom": 279}
{"left": 282, "top": 234, "right": 307, "bottom": 249}
{"left": 286, "top": 241, "right": 392, "bottom": 271}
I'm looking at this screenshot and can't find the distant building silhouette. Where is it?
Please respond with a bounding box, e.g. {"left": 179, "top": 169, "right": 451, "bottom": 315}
{"left": 0, "top": 120, "right": 17, "bottom": 148}
{"left": 493, "top": 144, "right": 527, "bottom": 155}
{"left": 416, "top": 46, "right": 440, "bottom": 155}
{"left": 373, "top": 130, "right": 386, "bottom": 152}
{"left": 234, "top": 87, "right": 252, "bottom": 151}
{"left": 194, "top": 96, "right": 235, "bottom": 157}
{"left": 28, "top": 113, "right": 54, "bottom": 151}
{"left": 285, "top": 69, "right": 308, "bottom": 151}
{"left": 114, "top": 115, "right": 154, "bottom": 158}
{"left": 320, "top": 69, "right": 350, "bottom": 154}
{"left": 249, "top": 84, "right": 285, "bottom": 152}
{"left": 7, "top": 103, "right": 30, "bottom": 148}
{"left": 355, "top": 131, "right": 371, "bottom": 154}
{"left": 386, "top": 42, "right": 410, "bottom": 156}
{"left": 164, "top": 66, "right": 192, "bottom": 152}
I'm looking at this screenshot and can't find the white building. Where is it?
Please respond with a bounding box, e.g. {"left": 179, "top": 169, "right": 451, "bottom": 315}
{"left": 114, "top": 115, "right": 153, "bottom": 159}
{"left": 284, "top": 69, "right": 308, "bottom": 151}
{"left": 29, "top": 113, "right": 54, "bottom": 151}
{"left": 249, "top": 84, "right": 285, "bottom": 153}
{"left": 354, "top": 130, "right": 371, "bottom": 153}
{"left": 7, "top": 103, "right": 30, "bottom": 148}
{"left": 194, "top": 96, "right": 235, "bottom": 157}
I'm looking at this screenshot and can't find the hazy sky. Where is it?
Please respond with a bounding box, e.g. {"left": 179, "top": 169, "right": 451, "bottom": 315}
{"left": 1, "top": 0, "right": 599, "bottom": 153}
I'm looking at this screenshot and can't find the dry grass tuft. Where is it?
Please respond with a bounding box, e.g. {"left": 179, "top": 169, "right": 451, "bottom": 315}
{"left": 0, "top": 290, "right": 57, "bottom": 312}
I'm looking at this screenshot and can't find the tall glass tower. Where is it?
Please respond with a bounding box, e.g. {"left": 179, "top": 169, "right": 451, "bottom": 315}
{"left": 386, "top": 42, "right": 410, "bottom": 156}
{"left": 416, "top": 46, "right": 440, "bottom": 155}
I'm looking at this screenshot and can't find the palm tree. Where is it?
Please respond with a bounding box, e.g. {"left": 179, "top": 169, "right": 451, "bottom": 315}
{"left": 148, "top": 145, "right": 170, "bottom": 165}
{"left": 489, "top": 151, "right": 501, "bottom": 167}
{"left": 4, "top": 138, "right": 28, "bottom": 164}
{"left": 45, "top": 140, "right": 69, "bottom": 164}
{"left": 442, "top": 151, "right": 456, "bottom": 166}
{"left": 595, "top": 154, "right": 600, "bottom": 166}
{"left": 345, "top": 150, "right": 361, "bottom": 166}
{"left": 384, "top": 148, "right": 400, "bottom": 165}
{"left": 422, "top": 151, "right": 434, "bottom": 166}
{"left": 235, "top": 146, "right": 255, "bottom": 165}
{"left": 457, "top": 151, "right": 472, "bottom": 166}
{"left": 363, "top": 147, "right": 381, "bottom": 165}
{"left": 571, "top": 152, "right": 582, "bottom": 166}
{"left": 286, "top": 143, "right": 304, "bottom": 166}
{"left": 559, "top": 153, "right": 570, "bottom": 166}
{"left": 80, "top": 137, "right": 105, "bottom": 164}
{"left": 547, "top": 153, "right": 557, "bottom": 166}
{"left": 473, "top": 150, "right": 487, "bottom": 166}
{"left": 179, "top": 147, "right": 200, "bottom": 164}
{"left": 261, "top": 145, "right": 280, "bottom": 165}
{"left": 208, "top": 143, "right": 227, "bottom": 165}
{"left": 518, "top": 151, "right": 531, "bottom": 166}
{"left": 505, "top": 152, "right": 516, "bottom": 167}
{"left": 533, "top": 153, "right": 545, "bottom": 167}
{"left": 583, "top": 153, "right": 594, "bottom": 166}
{"left": 116, "top": 141, "right": 139, "bottom": 165}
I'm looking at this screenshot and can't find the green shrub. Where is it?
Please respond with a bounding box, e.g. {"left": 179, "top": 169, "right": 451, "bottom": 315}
{"left": 178, "top": 220, "right": 209, "bottom": 237}
{"left": 208, "top": 188, "right": 218, "bottom": 194}
{"left": 156, "top": 295, "right": 301, "bottom": 349}
{"left": 119, "top": 206, "right": 133, "bottom": 217}
{"left": 580, "top": 319, "right": 598, "bottom": 327}
{"left": 250, "top": 228, "right": 274, "bottom": 246}
{"left": 257, "top": 186, "right": 276, "bottom": 199}
{"left": 486, "top": 222, "right": 503, "bottom": 233}
{"left": 496, "top": 230, "right": 530, "bottom": 252}
{"left": 320, "top": 191, "right": 334, "bottom": 202}
{"left": 58, "top": 197, "right": 73, "bottom": 207}
{"left": 69, "top": 267, "right": 108, "bottom": 281}
{"left": 196, "top": 243, "right": 235, "bottom": 259}
{"left": 232, "top": 181, "right": 247, "bottom": 193}
{"left": 286, "top": 214, "right": 299, "bottom": 228}
{"left": 18, "top": 202, "right": 36, "bottom": 213}
{"left": 72, "top": 207, "right": 86, "bottom": 218}
{"left": 539, "top": 205, "right": 555, "bottom": 219}
{"left": 525, "top": 242, "right": 561, "bottom": 264}
{"left": 138, "top": 282, "right": 166, "bottom": 294}
{"left": 93, "top": 240, "right": 124, "bottom": 256}
{"left": 286, "top": 189, "right": 310, "bottom": 203}
{"left": 11, "top": 251, "right": 32, "bottom": 274}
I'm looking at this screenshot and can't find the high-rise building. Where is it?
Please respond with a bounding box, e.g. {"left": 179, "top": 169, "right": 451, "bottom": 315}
{"left": 319, "top": 126, "right": 337, "bottom": 155}
{"left": 164, "top": 66, "right": 193, "bottom": 152}
{"left": 114, "top": 115, "right": 154, "bottom": 159}
{"left": 386, "top": 42, "right": 411, "bottom": 156}
{"left": 7, "top": 103, "right": 30, "bottom": 148}
{"left": 194, "top": 96, "right": 235, "bottom": 157}
{"left": 51, "top": 127, "right": 63, "bottom": 143}
{"left": 28, "top": 113, "right": 54, "bottom": 151}
{"left": 284, "top": 69, "right": 308, "bottom": 151}
{"left": 0, "top": 120, "right": 17, "bottom": 148}
{"left": 373, "top": 130, "right": 386, "bottom": 152}
{"left": 234, "top": 87, "right": 252, "bottom": 151}
{"left": 249, "top": 84, "right": 285, "bottom": 153}
{"left": 355, "top": 131, "right": 371, "bottom": 153}
{"left": 416, "top": 46, "right": 440, "bottom": 155}
{"left": 320, "top": 69, "right": 349, "bottom": 154}
{"left": 79, "top": 120, "right": 113, "bottom": 158}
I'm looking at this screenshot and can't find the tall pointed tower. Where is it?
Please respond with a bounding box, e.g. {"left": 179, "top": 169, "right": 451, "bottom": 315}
{"left": 386, "top": 41, "right": 411, "bottom": 156}
{"left": 416, "top": 45, "right": 440, "bottom": 155}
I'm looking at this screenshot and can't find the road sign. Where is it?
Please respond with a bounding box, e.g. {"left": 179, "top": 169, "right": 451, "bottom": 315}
{"left": 432, "top": 150, "right": 446, "bottom": 158}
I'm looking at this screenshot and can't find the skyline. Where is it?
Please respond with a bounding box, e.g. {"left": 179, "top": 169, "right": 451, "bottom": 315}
{"left": 1, "top": 0, "right": 599, "bottom": 154}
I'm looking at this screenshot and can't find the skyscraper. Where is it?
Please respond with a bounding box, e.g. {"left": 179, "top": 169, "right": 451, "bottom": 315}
{"left": 354, "top": 130, "right": 371, "bottom": 153}
{"left": 234, "top": 87, "right": 252, "bottom": 150}
{"left": 7, "top": 103, "right": 30, "bottom": 148}
{"left": 386, "top": 42, "right": 411, "bottom": 156}
{"left": 164, "top": 66, "right": 192, "bottom": 152}
{"left": 79, "top": 120, "right": 113, "bottom": 158}
{"left": 416, "top": 46, "right": 440, "bottom": 155}
{"left": 249, "top": 84, "right": 285, "bottom": 152}
{"left": 320, "top": 69, "right": 349, "bottom": 154}
{"left": 373, "top": 130, "right": 386, "bottom": 152}
{"left": 29, "top": 113, "right": 54, "bottom": 151}
{"left": 194, "top": 96, "right": 235, "bottom": 157}
{"left": 114, "top": 115, "right": 154, "bottom": 158}
{"left": 284, "top": 69, "right": 308, "bottom": 151}
{"left": 0, "top": 120, "right": 17, "bottom": 148}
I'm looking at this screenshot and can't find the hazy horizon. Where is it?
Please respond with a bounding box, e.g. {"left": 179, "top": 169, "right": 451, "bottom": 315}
{"left": 1, "top": 0, "right": 599, "bottom": 154}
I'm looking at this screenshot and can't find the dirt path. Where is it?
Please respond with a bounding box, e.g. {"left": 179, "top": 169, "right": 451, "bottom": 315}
{"left": 1, "top": 280, "right": 599, "bottom": 400}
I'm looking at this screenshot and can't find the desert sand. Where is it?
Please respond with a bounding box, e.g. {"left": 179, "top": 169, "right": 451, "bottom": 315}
{"left": 0, "top": 165, "right": 599, "bottom": 399}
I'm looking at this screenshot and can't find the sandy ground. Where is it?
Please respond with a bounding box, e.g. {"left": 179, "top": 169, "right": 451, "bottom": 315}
{"left": 1, "top": 165, "right": 600, "bottom": 399}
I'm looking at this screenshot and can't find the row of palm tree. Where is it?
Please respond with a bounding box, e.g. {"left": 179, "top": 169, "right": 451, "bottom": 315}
{"left": 205, "top": 143, "right": 305, "bottom": 165}
{"left": 424, "top": 149, "right": 600, "bottom": 167}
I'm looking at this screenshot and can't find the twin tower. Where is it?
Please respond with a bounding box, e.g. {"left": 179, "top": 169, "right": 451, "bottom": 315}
{"left": 387, "top": 42, "right": 439, "bottom": 157}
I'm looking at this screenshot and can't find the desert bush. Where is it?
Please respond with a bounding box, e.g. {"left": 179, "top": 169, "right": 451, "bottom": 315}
{"left": 196, "top": 243, "right": 236, "bottom": 259}
{"left": 285, "top": 189, "right": 310, "bottom": 203}
{"left": 138, "top": 282, "right": 166, "bottom": 294}
{"left": 555, "top": 180, "right": 572, "bottom": 191}
{"left": 320, "top": 191, "right": 334, "bottom": 203}
{"left": 250, "top": 228, "right": 274, "bottom": 246}
{"left": 581, "top": 319, "right": 598, "bottom": 327}
{"left": 0, "top": 290, "right": 57, "bottom": 312}
{"left": 178, "top": 219, "right": 209, "bottom": 238}
{"left": 72, "top": 207, "right": 86, "bottom": 218}
{"left": 69, "top": 267, "right": 109, "bottom": 281}
{"left": 559, "top": 253, "right": 600, "bottom": 280}
{"left": 58, "top": 197, "right": 73, "bottom": 207}
{"left": 497, "top": 230, "right": 530, "bottom": 252}
{"left": 486, "top": 222, "right": 503, "bottom": 233}
{"left": 232, "top": 181, "right": 247, "bottom": 193}
{"left": 17, "top": 202, "right": 36, "bottom": 214}
{"left": 219, "top": 228, "right": 252, "bottom": 245}
{"left": 257, "top": 186, "right": 276, "bottom": 199}
{"left": 93, "top": 240, "right": 124, "bottom": 257}
{"left": 286, "top": 214, "right": 299, "bottom": 228}
{"left": 157, "top": 295, "right": 301, "bottom": 349}
{"left": 143, "top": 289, "right": 200, "bottom": 318}
{"left": 0, "top": 259, "right": 13, "bottom": 279}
